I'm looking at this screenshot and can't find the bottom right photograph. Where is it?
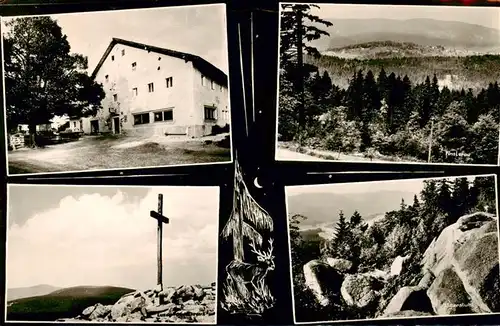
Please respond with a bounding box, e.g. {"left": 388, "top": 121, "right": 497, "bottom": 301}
{"left": 286, "top": 174, "right": 500, "bottom": 323}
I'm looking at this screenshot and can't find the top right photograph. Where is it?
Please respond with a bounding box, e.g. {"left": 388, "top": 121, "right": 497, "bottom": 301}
{"left": 276, "top": 3, "right": 500, "bottom": 166}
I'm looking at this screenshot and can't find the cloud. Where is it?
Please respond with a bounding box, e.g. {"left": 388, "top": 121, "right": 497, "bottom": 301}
{"left": 7, "top": 186, "right": 219, "bottom": 290}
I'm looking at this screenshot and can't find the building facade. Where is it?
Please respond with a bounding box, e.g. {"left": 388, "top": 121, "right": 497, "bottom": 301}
{"left": 81, "top": 38, "right": 230, "bottom": 138}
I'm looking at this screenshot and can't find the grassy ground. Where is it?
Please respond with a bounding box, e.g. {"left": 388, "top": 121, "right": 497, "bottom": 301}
{"left": 8, "top": 134, "right": 231, "bottom": 174}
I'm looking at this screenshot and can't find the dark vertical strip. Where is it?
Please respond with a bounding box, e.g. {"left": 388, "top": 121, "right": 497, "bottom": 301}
{"left": 157, "top": 193, "right": 163, "bottom": 290}
{"left": 296, "top": 9, "right": 304, "bottom": 130}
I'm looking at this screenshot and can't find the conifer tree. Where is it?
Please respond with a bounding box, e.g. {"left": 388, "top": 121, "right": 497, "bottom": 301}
{"left": 350, "top": 210, "right": 363, "bottom": 226}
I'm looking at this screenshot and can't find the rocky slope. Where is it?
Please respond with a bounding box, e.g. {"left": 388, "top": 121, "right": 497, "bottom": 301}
{"left": 56, "top": 283, "right": 216, "bottom": 323}
{"left": 302, "top": 212, "right": 499, "bottom": 318}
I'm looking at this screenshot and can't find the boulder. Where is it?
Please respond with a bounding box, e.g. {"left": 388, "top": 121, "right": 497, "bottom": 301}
{"left": 303, "top": 259, "right": 343, "bottom": 306}
{"left": 421, "top": 213, "right": 499, "bottom": 314}
{"left": 159, "top": 287, "right": 176, "bottom": 304}
{"left": 110, "top": 291, "right": 150, "bottom": 321}
{"left": 390, "top": 254, "right": 411, "bottom": 276}
{"left": 427, "top": 267, "right": 474, "bottom": 315}
{"left": 382, "top": 286, "right": 433, "bottom": 316}
{"left": 81, "top": 305, "right": 95, "bottom": 318}
{"left": 341, "top": 273, "right": 384, "bottom": 308}
{"left": 193, "top": 285, "right": 205, "bottom": 300}
{"left": 88, "top": 303, "right": 111, "bottom": 320}
{"left": 453, "top": 222, "right": 499, "bottom": 312}
{"left": 325, "top": 258, "right": 353, "bottom": 273}
{"left": 175, "top": 285, "right": 195, "bottom": 302}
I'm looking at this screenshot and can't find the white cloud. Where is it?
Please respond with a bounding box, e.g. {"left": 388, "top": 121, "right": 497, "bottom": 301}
{"left": 7, "top": 186, "right": 219, "bottom": 290}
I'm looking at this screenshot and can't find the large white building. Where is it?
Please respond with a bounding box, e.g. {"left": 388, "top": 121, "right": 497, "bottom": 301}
{"left": 74, "top": 38, "right": 230, "bottom": 138}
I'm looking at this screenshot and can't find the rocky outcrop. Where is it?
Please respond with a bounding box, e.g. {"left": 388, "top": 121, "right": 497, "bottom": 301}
{"left": 302, "top": 212, "right": 500, "bottom": 320}
{"left": 383, "top": 212, "right": 499, "bottom": 317}
{"left": 341, "top": 273, "right": 385, "bottom": 309}
{"left": 62, "top": 283, "right": 216, "bottom": 323}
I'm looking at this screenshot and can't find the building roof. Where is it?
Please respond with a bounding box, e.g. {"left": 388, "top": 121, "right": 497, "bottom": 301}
{"left": 90, "top": 38, "right": 228, "bottom": 87}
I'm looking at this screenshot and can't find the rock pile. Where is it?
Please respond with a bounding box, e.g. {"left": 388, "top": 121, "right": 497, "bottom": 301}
{"left": 58, "top": 283, "right": 216, "bottom": 323}
{"left": 303, "top": 212, "right": 500, "bottom": 318}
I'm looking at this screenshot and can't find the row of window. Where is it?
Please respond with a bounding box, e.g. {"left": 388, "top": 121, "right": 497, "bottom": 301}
{"left": 201, "top": 75, "right": 224, "bottom": 92}
{"left": 109, "top": 78, "right": 174, "bottom": 101}
{"left": 133, "top": 109, "right": 174, "bottom": 125}
{"left": 132, "top": 106, "right": 218, "bottom": 126}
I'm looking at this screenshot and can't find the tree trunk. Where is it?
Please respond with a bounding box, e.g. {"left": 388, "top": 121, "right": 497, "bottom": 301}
{"left": 296, "top": 10, "right": 305, "bottom": 131}
{"left": 233, "top": 197, "right": 245, "bottom": 261}
{"left": 28, "top": 123, "right": 37, "bottom": 148}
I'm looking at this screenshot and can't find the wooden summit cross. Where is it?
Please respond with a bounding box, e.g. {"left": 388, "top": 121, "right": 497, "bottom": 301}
{"left": 150, "top": 194, "right": 169, "bottom": 291}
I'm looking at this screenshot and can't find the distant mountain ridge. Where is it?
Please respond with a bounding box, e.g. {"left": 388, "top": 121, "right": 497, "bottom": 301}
{"left": 322, "top": 40, "right": 486, "bottom": 59}
{"left": 7, "top": 284, "right": 61, "bottom": 302}
{"left": 309, "top": 18, "right": 500, "bottom": 52}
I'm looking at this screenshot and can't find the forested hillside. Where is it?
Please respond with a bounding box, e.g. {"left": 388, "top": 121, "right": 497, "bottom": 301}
{"left": 289, "top": 176, "right": 498, "bottom": 321}
{"left": 279, "top": 64, "right": 499, "bottom": 164}
{"left": 306, "top": 54, "right": 500, "bottom": 91}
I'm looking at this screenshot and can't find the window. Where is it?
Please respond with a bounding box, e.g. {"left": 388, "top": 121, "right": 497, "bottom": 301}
{"left": 154, "top": 109, "right": 174, "bottom": 122}
{"left": 121, "top": 49, "right": 125, "bottom": 56}
{"left": 220, "top": 85, "right": 223, "bottom": 92}
{"left": 165, "top": 77, "right": 173, "bottom": 88}
{"left": 113, "top": 94, "right": 118, "bottom": 102}
{"left": 105, "top": 75, "right": 109, "bottom": 82}
{"left": 132, "top": 87, "right": 138, "bottom": 96}
{"left": 133, "top": 113, "right": 150, "bottom": 125}
{"left": 73, "top": 121, "right": 77, "bottom": 128}
{"left": 111, "top": 55, "right": 115, "bottom": 61}
{"left": 211, "top": 80, "right": 215, "bottom": 90}
{"left": 132, "top": 62, "right": 137, "bottom": 71}
{"left": 148, "top": 83, "right": 154, "bottom": 93}
{"left": 204, "top": 106, "right": 217, "bottom": 121}
{"left": 201, "top": 75, "right": 205, "bottom": 86}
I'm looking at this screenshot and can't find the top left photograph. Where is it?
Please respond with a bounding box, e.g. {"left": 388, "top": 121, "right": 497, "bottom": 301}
{"left": 2, "top": 3, "right": 232, "bottom": 176}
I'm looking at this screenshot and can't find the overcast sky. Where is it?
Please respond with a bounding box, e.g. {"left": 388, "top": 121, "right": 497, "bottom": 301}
{"left": 286, "top": 175, "right": 489, "bottom": 197}
{"left": 7, "top": 185, "right": 219, "bottom": 290}
{"left": 302, "top": 3, "right": 500, "bottom": 30}
{"left": 2, "top": 4, "right": 228, "bottom": 74}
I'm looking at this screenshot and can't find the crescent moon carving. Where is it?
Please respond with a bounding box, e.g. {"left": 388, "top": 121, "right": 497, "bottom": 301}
{"left": 254, "top": 177, "right": 263, "bottom": 189}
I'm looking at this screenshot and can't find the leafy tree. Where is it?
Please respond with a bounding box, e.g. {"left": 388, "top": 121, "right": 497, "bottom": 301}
{"left": 468, "top": 113, "right": 499, "bottom": 165}
{"left": 436, "top": 101, "right": 470, "bottom": 157}
{"left": 4, "top": 16, "right": 105, "bottom": 146}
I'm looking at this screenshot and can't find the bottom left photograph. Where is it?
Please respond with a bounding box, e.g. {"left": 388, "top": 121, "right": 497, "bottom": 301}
{"left": 5, "top": 184, "right": 219, "bottom": 324}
